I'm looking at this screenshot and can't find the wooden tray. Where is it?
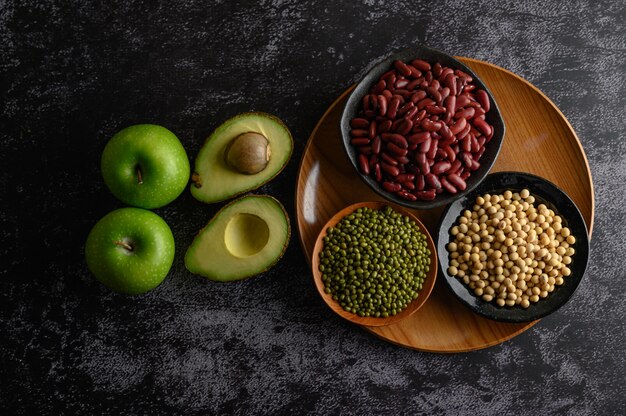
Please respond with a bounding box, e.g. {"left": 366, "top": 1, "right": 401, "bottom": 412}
{"left": 295, "top": 57, "right": 594, "bottom": 353}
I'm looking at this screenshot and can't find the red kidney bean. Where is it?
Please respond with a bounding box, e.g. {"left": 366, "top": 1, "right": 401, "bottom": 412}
{"left": 381, "top": 152, "right": 398, "bottom": 166}
{"left": 440, "top": 177, "right": 457, "bottom": 194}
{"left": 374, "top": 163, "right": 382, "bottom": 181}
{"left": 447, "top": 173, "right": 466, "bottom": 190}
{"left": 455, "top": 107, "right": 475, "bottom": 119}
{"left": 396, "top": 155, "right": 410, "bottom": 164}
{"left": 444, "top": 95, "right": 456, "bottom": 115}
{"left": 473, "top": 117, "right": 492, "bottom": 137}
{"left": 410, "top": 90, "right": 427, "bottom": 103}
{"left": 372, "top": 79, "right": 386, "bottom": 94}
{"left": 470, "top": 135, "right": 480, "bottom": 153}
{"left": 456, "top": 94, "right": 471, "bottom": 108}
{"left": 369, "top": 154, "right": 378, "bottom": 168}
{"left": 439, "top": 67, "right": 453, "bottom": 81}
{"left": 397, "top": 190, "right": 417, "bottom": 201}
{"left": 477, "top": 136, "right": 486, "bottom": 148}
{"left": 381, "top": 162, "right": 400, "bottom": 177}
{"left": 443, "top": 145, "right": 456, "bottom": 162}
{"left": 426, "top": 86, "right": 442, "bottom": 102}
{"left": 377, "top": 119, "right": 393, "bottom": 133}
{"left": 403, "top": 106, "right": 418, "bottom": 120}
{"left": 476, "top": 89, "right": 490, "bottom": 111}
{"left": 444, "top": 73, "right": 457, "bottom": 96}
{"left": 358, "top": 154, "right": 370, "bottom": 175}
{"left": 436, "top": 148, "right": 447, "bottom": 159}
{"left": 418, "top": 137, "right": 431, "bottom": 153}
{"left": 449, "top": 117, "right": 466, "bottom": 135}
{"left": 421, "top": 118, "right": 442, "bottom": 132}
{"left": 396, "top": 173, "right": 415, "bottom": 182}
{"left": 387, "top": 97, "right": 401, "bottom": 119}
{"left": 351, "top": 118, "right": 369, "bottom": 129}
{"left": 396, "top": 190, "right": 417, "bottom": 201}
{"left": 414, "top": 190, "right": 436, "bottom": 200}
{"left": 474, "top": 146, "right": 486, "bottom": 161}
{"left": 461, "top": 151, "right": 473, "bottom": 167}
{"left": 407, "top": 131, "right": 431, "bottom": 144}
{"left": 396, "top": 119, "right": 413, "bottom": 135}
{"left": 432, "top": 62, "right": 442, "bottom": 77}
{"left": 426, "top": 139, "right": 438, "bottom": 160}
{"left": 402, "top": 180, "right": 415, "bottom": 190}
{"left": 425, "top": 173, "right": 441, "bottom": 190}
{"left": 470, "top": 159, "right": 481, "bottom": 171}
{"left": 372, "top": 136, "right": 382, "bottom": 154}
{"left": 424, "top": 70, "right": 433, "bottom": 83}
{"left": 382, "top": 89, "right": 392, "bottom": 100}
{"left": 383, "top": 181, "right": 401, "bottom": 192}
{"left": 380, "top": 69, "right": 394, "bottom": 82}
{"left": 362, "top": 95, "right": 371, "bottom": 111}
{"left": 461, "top": 135, "right": 472, "bottom": 153}
{"left": 463, "top": 84, "right": 476, "bottom": 92}
{"left": 394, "top": 79, "right": 408, "bottom": 89}
{"left": 368, "top": 120, "right": 377, "bottom": 139}
{"left": 406, "top": 79, "right": 420, "bottom": 91}
{"left": 394, "top": 60, "right": 412, "bottom": 77}
{"left": 416, "top": 174, "right": 425, "bottom": 191}
{"left": 359, "top": 146, "right": 372, "bottom": 155}
{"left": 449, "top": 159, "right": 462, "bottom": 173}
{"left": 351, "top": 138, "right": 370, "bottom": 146}
{"left": 410, "top": 59, "right": 431, "bottom": 72}
{"left": 440, "top": 87, "right": 450, "bottom": 102}
{"left": 377, "top": 94, "right": 388, "bottom": 117}
{"left": 426, "top": 105, "right": 446, "bottom": 115}
{"left": 381, "top": 133, "right": 408, "bottom": 148}
{"left": 408, "top": 65, "right": 422, "bottom": 78}
{"left": 417, "top": 98, "right": 435, "bottom": 110}
{"left": 397, "top": 101, "right": 415, "bottom": 116}
{"left": 350, "top": 129, "right": 368, "bottom": 137}
{"left": 432, "top": 161, "right": 452, "bottom": 175}
{"left": 457, "top": 122, "right": 472, "bottom": 140}
{"left": 388, "top": 142, "right": 408, "bottom": 157}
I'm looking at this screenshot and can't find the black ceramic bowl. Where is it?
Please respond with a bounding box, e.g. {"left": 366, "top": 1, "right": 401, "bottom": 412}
{"left": 437, "top": 171, "right": 590, "bottom": 323}
{"left": 340, "top": 45, "right": 505, "bottom": 209}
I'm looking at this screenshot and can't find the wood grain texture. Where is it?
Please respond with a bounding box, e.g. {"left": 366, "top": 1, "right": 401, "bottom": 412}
{"left": 311, "top": 201, "right": 438, "bottom": 327}
{"left": 295, "top": 57, "right": 594, "bottom": 353}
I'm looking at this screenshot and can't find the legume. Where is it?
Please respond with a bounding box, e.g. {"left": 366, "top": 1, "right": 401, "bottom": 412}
{"left": 350, "top": 59, "right": 495, "bottom": 201}
{"left": 319, "top": 206, "right": 431, "bottom": 317}
{"left": 446, "top": 190, "right": 576, "bottom": 308}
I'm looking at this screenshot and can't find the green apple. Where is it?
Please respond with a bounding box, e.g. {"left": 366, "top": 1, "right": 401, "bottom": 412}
{"left": 101, "top": 124, "right": 190, "bottom": 209}
{"left": 85, "top": 207, "right": 175, "bottom": 294}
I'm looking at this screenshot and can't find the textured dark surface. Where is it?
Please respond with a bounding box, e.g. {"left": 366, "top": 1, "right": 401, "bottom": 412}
{"left": 1, "top": 1, "right": 624, "bottom": 415}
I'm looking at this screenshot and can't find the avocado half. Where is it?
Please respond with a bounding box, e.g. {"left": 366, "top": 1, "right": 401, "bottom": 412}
{"left": 184, "top": 195, "right": 290, "bottom": 282}
{"left": 191, "top": 112, "right": 293, "bottom": 203}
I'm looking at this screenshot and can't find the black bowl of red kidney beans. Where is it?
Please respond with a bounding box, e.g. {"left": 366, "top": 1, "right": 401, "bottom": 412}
{"left": 340, "top": 46, "right": 505, "bottom": 209}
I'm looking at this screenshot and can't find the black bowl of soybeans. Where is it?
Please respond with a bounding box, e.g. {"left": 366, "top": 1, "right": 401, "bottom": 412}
{"left": 436, "top": 171, "right": 590, "bottom": 323}
{"left": 340, "top": 45, "right": 505, "bottom": 209}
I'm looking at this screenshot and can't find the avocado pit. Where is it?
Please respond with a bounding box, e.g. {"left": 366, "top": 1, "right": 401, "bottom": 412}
{"left": 225, "top": 132, "right": 271, "bottom": 175}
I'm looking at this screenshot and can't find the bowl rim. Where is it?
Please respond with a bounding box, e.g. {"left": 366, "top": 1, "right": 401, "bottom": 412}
{"left": 339, "top": 45, "right": 506, "bottom": 210}
{"left": 311, "top": 201, "right": 438, "bottom": 327}
{"left": 436, "top": 171, "right": 590, "bottom": 323}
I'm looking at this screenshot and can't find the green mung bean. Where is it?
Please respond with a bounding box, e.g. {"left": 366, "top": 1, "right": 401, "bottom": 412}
{"left": 319, "top": 206, "right": 430, "bottom": 317}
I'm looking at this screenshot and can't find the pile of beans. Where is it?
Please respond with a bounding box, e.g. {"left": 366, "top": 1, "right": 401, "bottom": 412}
{"left": 319, "top": 206, "right": 431, "bottom": 317}
{"left": 349, "top": 59, "right": 494, "bottom": 201}
{"left": 446, "top": 189, "right": 576, "bottom": 308}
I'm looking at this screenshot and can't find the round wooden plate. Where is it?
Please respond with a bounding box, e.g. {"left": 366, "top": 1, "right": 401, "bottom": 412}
{"left": 295, "top": 57, "right": 594, "bottom": 353}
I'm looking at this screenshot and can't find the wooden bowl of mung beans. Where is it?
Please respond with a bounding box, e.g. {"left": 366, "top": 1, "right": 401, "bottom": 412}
{"left": 312, "top": 201, "right": 438, "bottom": 327}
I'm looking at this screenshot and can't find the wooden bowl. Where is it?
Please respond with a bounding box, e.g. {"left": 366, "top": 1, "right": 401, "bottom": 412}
{"left": 311, "top": 201, "right": 438, "bottom": 327}
{"left": 340, "top": 45, "right": 505, "bottom": 210}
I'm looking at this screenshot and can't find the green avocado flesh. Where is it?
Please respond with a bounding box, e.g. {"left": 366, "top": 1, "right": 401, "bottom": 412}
{"left": 184, "top": 195, "right": 290, "bottom": 282}
{"left": 191, "top": 112, "right": 293, "bottom": 203}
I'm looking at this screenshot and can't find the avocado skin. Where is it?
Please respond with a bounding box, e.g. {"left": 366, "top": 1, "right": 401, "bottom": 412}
{"left": 190, "top": 112, "right": 293, "bottom": 204}
{"left": 184, "top": 195, "right": 291, "bottom": 282}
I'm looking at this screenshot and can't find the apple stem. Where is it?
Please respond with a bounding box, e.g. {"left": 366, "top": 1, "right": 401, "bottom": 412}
{"left": 114, "top": 240, "right": 134, "bottom": 252}
{"left": 136, "top": 165, "right": 143, "bottom": 185}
